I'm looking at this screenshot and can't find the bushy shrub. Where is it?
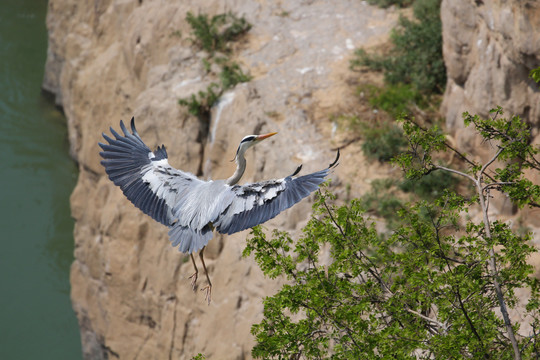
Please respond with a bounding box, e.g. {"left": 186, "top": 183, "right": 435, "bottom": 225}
{"left": 186, "top": 12, "right": 251, "bottom": 54}
{"left": 361, "top": 121, "right": 408, "bottom": 162}
{"left": 179, "top": 12, "right": 252, "bottom": 117}
{"left": 530, "top": 66, "right": 540, "bottom": 84}
{"left": 352, "top": 0, "right": 445, "bottom": 95}
{"left": 361, "top": 83, "right": 426, "bottom": 116}
{"left": 178, "top": 61, "right": 251, "bottom": 117}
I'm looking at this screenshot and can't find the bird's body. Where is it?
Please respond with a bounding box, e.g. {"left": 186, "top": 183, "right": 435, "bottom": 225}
{"left": 99, "top": 118, "right": 338, "bottom": 303}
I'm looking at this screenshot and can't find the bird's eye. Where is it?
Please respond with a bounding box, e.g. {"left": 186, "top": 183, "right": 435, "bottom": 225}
{"left": 240, "top": 135, "right": 256, "bottom": 143}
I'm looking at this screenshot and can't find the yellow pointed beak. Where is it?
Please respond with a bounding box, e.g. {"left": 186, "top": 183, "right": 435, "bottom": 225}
{"left": 256, "top": 132, "right": 277, "bottom": 141}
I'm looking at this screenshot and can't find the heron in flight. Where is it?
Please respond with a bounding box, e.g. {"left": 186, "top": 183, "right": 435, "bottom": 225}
{"left": 99, "top": 118, "right": 338, "bottom": 304}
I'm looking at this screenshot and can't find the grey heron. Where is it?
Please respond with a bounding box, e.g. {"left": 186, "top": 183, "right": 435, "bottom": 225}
{"left": 99, "top": 118, "right": 338, "bottom": 304}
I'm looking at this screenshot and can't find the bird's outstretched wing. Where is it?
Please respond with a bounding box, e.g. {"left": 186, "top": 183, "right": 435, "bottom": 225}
{"left": 214, "top": 151, "right": 339, "bottom": 235}
{"left": 99, "top": 118, "right": 338, "bottom": 254}
{"left": 98, "top": 118, "right": 204, "bottom": 228}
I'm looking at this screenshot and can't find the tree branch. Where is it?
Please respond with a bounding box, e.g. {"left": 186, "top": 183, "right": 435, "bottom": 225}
{"left": 433, "top": 164, "right": 476, "bottom": 183}
{"left": 476, "top": 179, "right": 522, "bottom": 359}
{"left": 483, "top": 182, "right": 515, "bottom": 192}
{"left": 480, "top": 146, "right": 504, "bottom": 179}
{"left": 404, "top": 308, "right": 447, "bottom": 333}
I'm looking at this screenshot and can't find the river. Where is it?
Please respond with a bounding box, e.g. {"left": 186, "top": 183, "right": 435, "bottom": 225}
{"left": 0, "top": 0, "right": 82, "bottom": 358}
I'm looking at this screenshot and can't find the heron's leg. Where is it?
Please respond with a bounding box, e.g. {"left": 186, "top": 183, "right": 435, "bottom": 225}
{"left": 199, "top": 247, "right": 212, "bottom": 305}
{"left": 188, "top": 253, "right": 198, "bottom": 291}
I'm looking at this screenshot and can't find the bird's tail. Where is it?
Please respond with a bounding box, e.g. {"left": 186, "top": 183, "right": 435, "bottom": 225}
{"left": 168, "top": 223, "right": 213, "bottom": 254}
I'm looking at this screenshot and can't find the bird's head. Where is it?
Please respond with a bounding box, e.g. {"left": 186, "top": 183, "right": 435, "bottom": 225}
{"left": 234, "top": 132, "right": 277, "bottom": 160}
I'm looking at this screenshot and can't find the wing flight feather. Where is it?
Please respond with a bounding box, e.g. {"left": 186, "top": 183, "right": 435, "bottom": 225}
{"left": 214, "top": 152, "right": 338, "bottom": 235}
{"left": 99, "top": 118, "right": 206, "bottom": 228}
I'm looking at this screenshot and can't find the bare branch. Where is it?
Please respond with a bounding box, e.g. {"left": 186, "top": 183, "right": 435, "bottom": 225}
{"left": 480, "top": 146, "right": 504, "bottom": 179}
{"left": 405, "top": 308, "right": 447, "bottom": 333}
{"left": 476, "top": 179, "right": 522, "bottom": 359}
{"left": 434, "top": 164, "right": 476, "bottom": 183}
{"left": 483, "top": 182, "right": 515, "bottom": 192}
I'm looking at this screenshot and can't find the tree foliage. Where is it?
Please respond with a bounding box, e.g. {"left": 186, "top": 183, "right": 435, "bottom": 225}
{"left": 245, "top": 109, "right": 540, "bottom": 359}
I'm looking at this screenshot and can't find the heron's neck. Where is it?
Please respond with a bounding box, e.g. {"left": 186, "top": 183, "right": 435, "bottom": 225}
{"left": 226, "top": 154, "right": 246, "bottom": 185}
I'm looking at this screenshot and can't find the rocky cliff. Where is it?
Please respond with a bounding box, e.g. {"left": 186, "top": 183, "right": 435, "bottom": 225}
{"left": 45, "top": 0, "right": 540, "bottom": 358}
{"left": 43, "top": 1, "right": 398, "bottom": 358}
{"left": 441, "top": 0, "right": 540, "bottom": 149}
{"left": 441, "top": 0, "right": 540, "bottom": 225}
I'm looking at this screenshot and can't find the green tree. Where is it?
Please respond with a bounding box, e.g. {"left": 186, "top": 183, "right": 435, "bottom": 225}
{"left": 245, "top": 108, "right": 540, "bottom": 359}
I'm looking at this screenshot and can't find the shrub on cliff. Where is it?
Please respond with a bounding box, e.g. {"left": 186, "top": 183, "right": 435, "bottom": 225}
{"left": 531, "top": 66, "right": 540, "bottom": 84}
{"left": 179, "top": 12, "right": 252, "bottom": 117}
{"left": 245, "top": 108, "right": 540, "bottom": 359}
{"left": 185, "top": 11, "right": 251, "bottom": 54}
{"left": 352, "top": 0, "right": 445, "bottom": 96}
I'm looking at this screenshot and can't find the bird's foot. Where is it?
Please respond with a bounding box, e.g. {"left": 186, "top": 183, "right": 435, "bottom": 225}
{"left": 188, "top": 272, "right": 198, "bottom": 292}
{"left": 201, "top": 285, "right": 212, "bottom": 305}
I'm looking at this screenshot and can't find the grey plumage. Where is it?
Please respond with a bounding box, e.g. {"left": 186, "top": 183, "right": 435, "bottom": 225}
{"left": 99, "top": 118, "right": 338, "bottom": 255}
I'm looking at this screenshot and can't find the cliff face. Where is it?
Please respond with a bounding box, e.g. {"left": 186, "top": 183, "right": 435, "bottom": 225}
{"left": 441, "top": 0, "right": 540, "bottom": 222}
{"left": 45, "top": 0, "right": 540, "bottom": 357}
{"left": 441, "top": 0, "right": 540, "bottom": 141}
{"left": 44, "top": 1, "right": 398, "bottom": 358}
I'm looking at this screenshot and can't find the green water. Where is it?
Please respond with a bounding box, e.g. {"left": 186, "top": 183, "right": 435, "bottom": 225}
{"left": 0, "top": 0, "right": 82, "bottom": 358}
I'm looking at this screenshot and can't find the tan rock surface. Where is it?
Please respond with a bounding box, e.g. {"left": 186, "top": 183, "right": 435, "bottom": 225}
{"left": 44, "top": 0, "right": 399, "bottom": 358}
{"left": 441, "top": 0, "right": 540, "bottom": 144}
{"left": 441, "top": 0, "right": 540, "bottom": 218}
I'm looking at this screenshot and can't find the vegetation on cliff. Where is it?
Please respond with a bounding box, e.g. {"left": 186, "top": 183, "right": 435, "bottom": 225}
{"left": 352, "top": 0, "right": 444, "bottom": 114}
{"left": 179, "top": 11, "right": 252, "bottom": 117}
